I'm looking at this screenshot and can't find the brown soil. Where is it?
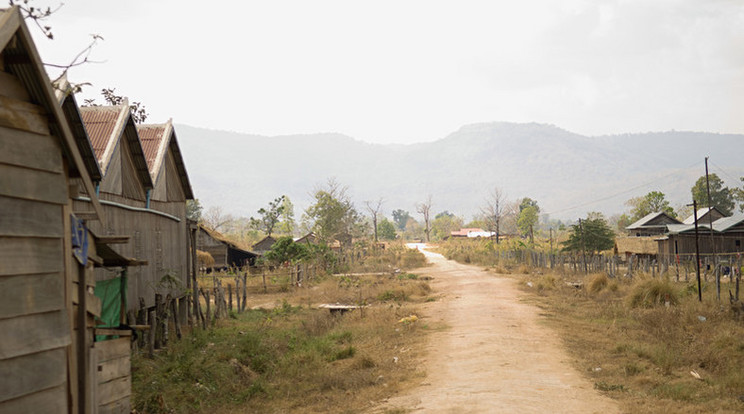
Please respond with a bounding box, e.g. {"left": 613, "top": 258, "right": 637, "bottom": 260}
{"left": 369, "top": 245, "right": 621, "bottom": 414}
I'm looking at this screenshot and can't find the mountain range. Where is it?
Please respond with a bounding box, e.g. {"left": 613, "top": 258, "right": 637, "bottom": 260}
{"left": 174, "top": 122, "right": 744, "bottom": 222}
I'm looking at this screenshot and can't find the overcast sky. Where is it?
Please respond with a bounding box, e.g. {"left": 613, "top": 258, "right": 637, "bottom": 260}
{"left": 30, "top": 0, "right": 744, "bottom": 145}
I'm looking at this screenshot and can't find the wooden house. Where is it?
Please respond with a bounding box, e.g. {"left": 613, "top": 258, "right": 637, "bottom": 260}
{"left": 197, "top": 225, "right": 258, "bottom": 270}
{"left": 625, "top": 212, "right": 682, "bottom": 237}
{"left": 657, "top": 214, "right": 744, "bottom": 261}
{"left": 0, "top": 7, "right": 132, "bottom": 412}
{"left": 73, "top": 106, "right": 193, "bottom": 313}
{"left": 682, "top": 207, "right": 725, "bottom": 226}
{"left": 614, "top": 236, "right": 658, "bottom": 262}
{"left": 252, "top": 235, "right": 277, "bottom": 254}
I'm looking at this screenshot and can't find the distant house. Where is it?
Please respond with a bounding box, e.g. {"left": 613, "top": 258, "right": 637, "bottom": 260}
{"left": 197, "top": 225, "right": 258, "bottom": 269}
{"left": 625, "top": 212, "right": 682, "bottom": 237}
{"left": 252, "top": 235, "right": 277, "bottom": 254}
{"left": 683, "top": 207, "right": 725, "bottom": 226}
{"left": 614, "top": 237, "right": 658, "bottom": 261}
{"left": 295, "top": 232, "right": 319, "bottom": 245}
{"left": 449, "top": 228, "right": 496, "bottom": 239}
{"left": 658, "top": 214, "right": 744, "bottom": 260}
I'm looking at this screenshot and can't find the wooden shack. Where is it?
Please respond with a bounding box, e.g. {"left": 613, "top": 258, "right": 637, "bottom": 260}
{"left": 614, "top": 236, "right": 658, "bottom": 262}
{"left": 197, "top": 225, "right": 258, "bottom": 270}
{"left": 73, "top": 106, "right": 193, "bottom": 313}
{"left": 625, "top": 212, "right": 681, "bottom": 237}
{"left": 252, "top": 235, "right": 277, "bottom": 254}
{"left": 0, "top": 7, "right": 131, "bottom": 412}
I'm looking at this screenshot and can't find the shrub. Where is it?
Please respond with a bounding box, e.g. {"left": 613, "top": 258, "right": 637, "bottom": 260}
{"left": 628, "top": 278, "right": 679, "bottom": 308}
{"left": 587, "top": 273, "right": 608, "bottom": 293}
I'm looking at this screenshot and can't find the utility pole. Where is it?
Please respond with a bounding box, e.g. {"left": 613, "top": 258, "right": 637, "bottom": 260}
{"left": 690, "top": 200, "right": 702, "bottom": 302}
{"left": 705, "top": 156, "right": 720, "bottom": 301}
{"left": 579, "top": 219, "right": 588, "bottom": 274}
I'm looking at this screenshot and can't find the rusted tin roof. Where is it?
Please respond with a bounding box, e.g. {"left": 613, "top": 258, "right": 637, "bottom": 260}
{"left": 79, "top": 105, "right": 124, "bottom": 164}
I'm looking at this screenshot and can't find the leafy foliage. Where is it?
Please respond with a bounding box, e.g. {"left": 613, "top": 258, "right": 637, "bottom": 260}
{"left": 186, "top": 199, "right": 203, "bottom": 222}
{"left": 377, "top": 218, "right": 397, "bottom": 240}
{"left": 250, "top": 196, "right": 286, "bottom": 236}
{"left": 561, "top": 213, "right": 615, "bottom": 255}
{"left": 691, "top": 173, "right": 734, "bottom": 215}
{"left": 303, "top": 179, "right": 362, "bottom": 243}
{"left": 627, "top": 191, "right": 675, "bottom": 221}
{"left": 263, "top": 236, "right": 309, "bottom": 265}
{"left": 431, "top": 212, "right": 463, "bottom": 241}
{"left": 392, "top": 209, "right": 411, "bottom": 231}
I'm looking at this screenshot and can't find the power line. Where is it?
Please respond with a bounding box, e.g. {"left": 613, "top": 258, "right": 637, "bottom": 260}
{"left": 543, "top": 160, "right": 703, "bottom": 217}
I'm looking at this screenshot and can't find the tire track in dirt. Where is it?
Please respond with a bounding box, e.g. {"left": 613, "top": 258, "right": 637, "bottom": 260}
{"left": 369, "top": 245, "right": 620, "bottom": 414}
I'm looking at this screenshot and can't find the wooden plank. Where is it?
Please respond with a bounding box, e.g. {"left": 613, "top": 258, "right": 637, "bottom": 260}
{"left": 0, "top": 310, "right": 70, "bottom": 360}
{"left": 95, "top": 337, "right": 130, "bottom": 362}
{"left": 97, "top": 376, "right": 130, "bottom": 406}
{"left": 98, "top": 396, "right": 130, "bottom": 414}
{"left": 97, "top": 355, "right": 130, "bottom": 384}
{"left": 0, "top": 384, "right": 67, "bottom": 414}
{"left": 0, "top": 348, "right": 66, "bottom": 403}
{"left": 0, "top": 197, "right": 63, "bottom": 238}
{"left": 0, "top": 164, "right": 67, "bottom": 205}
{"left": 0, "top": 125, "right": 63, "bottom": 173}
{"left": 0, "top": 8, "right": 20, "bottom": 55}
{"left": 0, "top": 70, "right": 30, "bottom": 102}
{"left": 0, "top": 95, "right": 49, "bottom": 135}
{"left": 0, "top": 237, "right": 63, "bottom": 276}
{"left": 0, "top": 272, "right": 64, "bottom": 319}
{"left": 95, "top": 329, "right": 132, "bottom": 337}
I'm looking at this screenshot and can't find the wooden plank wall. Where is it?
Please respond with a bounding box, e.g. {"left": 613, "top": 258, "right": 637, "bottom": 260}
{"left": 0, "top": 70, "right": 70, "bottom": 411}
{"left": 95, "top": 337, "right": 131, "bottom": 414}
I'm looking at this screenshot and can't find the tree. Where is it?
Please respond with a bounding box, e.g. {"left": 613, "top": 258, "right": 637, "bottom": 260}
{"left": 626, "top": 191, "right": 675, "bottom": 221}
{"left": 392, "top": 209, "right": 411, "bottom": 231}
{"left": 186, "top": 199, "right": 203, "bottom": 222}
{"left": 517, "top": 206, "right": 539, "bottom": 243}
{"left": 277, "top": 196, "right": 296, "bottom": 235}
{"left": 481, "top": 187, "right": 506, "bottom": 244}
{"left": 561, "top": 213, "right": 615, "bottom": 255}
{"left": 416, "top": 195, "right": 433, "bottom": 242}
{"left": 377, "top": 218, "right": 397, "bottom": 240}
{"left": 263, "top": 236, "right": 309, "bottom": 265}
{"left": 202, "top": 206, "right": 233, "bottom": 232}
{"left": 365, "top": 198, "right": 384, "bottom": 242}
{"left": 250, "top": 195, "right": 286, "bottom": 236}
{"left": 431, "top": 212, "right": 463, "bottom": 241}
{"left": 691, "top": 173, "right": 734, "bottom": 215}
{"left": 519, "top": 197, "right": 539, "bottom": 213}
{"left": 303, "top": 178, "right": 361, "bottom": 243}
{"left": 82, "top": 88, "right": 149, "bottom": 123}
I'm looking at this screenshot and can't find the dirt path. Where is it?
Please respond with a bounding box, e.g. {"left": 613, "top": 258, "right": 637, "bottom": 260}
{"left": 370, "top": 245, "right": 620, "bottom": 414}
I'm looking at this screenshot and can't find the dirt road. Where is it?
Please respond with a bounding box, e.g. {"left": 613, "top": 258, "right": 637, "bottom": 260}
{"left": 370, "top": 245, "right": 620, "bottom": 414}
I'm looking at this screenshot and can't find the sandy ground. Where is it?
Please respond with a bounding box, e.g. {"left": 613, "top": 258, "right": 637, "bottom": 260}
{"left": 369, "top": 244, "right": 620, "bottom": 414}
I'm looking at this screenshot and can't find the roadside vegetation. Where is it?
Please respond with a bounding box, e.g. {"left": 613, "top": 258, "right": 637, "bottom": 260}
{"left": 439, "top": 238, "right": 744, "bottom": 413}
{"left": 132, "top": 244, "right": 431, "bottom": 414}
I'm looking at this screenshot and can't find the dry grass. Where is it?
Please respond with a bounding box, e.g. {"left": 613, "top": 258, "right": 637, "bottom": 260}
{"left": 517, "top": 271, "right": 744, "bottom": 413}
{"left": 132, "top": 268, "right": 433, "bottom": 414}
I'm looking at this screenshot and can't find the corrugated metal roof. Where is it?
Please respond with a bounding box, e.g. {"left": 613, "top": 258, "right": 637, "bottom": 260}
{"left": 625, "top": 212, "right": 681, "bottom": 230}
{"left": 136, "top": 124, "right": 165, "bottom": 172}
{"left": 712, "top": 214, "right": 744, "bottom": 232}
{"left": 682, "top": 207, "right": 724, "bottom": 225}
{"left": 79, "top": 105, "right": 123, "bottom": 163}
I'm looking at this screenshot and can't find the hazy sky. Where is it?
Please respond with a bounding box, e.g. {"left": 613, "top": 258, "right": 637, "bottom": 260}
{"left": 31, "top": 0, "right": 744, "bottom": 145}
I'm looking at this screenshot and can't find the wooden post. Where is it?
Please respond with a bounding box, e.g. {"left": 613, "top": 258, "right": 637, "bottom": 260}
{"left": 242, "top": 274, "right": 247, "bottom": 311}
{"left": 154, "top": 294, "right": 163, "bottom": 349}
{"left": 170, "top": 298, "right": 182, "bottom": 340}
{"left": 137, "top": 297, "right": 147, "bottom": 349}
{"left": 235, "top": 277, "right": 241, "bottom": 313}
{"left": 148, "top": 307, "right": 156, "bottom": 358}
{"left": 262, "top": 267, "right": 267, "bottom": 294}
{"left": 228, "top": 284, "right": 233, "bottom": 312}
{"left": 203, "top": 289, "right": 211, "bottom": 325}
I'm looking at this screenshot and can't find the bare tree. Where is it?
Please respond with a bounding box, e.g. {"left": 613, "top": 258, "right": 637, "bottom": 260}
{"left": 201, "top": 206, "right": 234, "bottom": 232}
{"left": 416, "top": 195, "right": 433, "bottom": 242}
{"left": 481, "top": 187, "right": 507, "bottom": 244}
{"left": 365, "top": 198, "right": 384, "bottom": 242}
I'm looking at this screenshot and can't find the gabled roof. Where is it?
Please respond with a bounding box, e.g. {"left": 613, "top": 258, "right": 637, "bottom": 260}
{"left": 198, "top": 224, "right": 257, "bottom": 255}
{"left": 626, "top": 212, "right": 681, "bottom": 230}
{"left": 666, "top": 223, "right": 715, "bottom": 235}
{"left": 52, "top": 74, "right": 102, "bottom": 182}
{"left": 712, "top": 214, "right": 744, "bottom": 232}
{"left": 0, "top": 7, "right": 103, "bottom": 219}
{"left": 683, "top": 207, "right": 725, "bottom": 225}
{"left": 136, "top": 120, "right": 194, "bottom": 199}
{"left": 451, "top": 228, "right": 486, "bottom": 237}
{"left": 252, "top": 235, "right": 277, "bottom": 251}
{"left": 80, "top": 103, "right": 153, "bottom": 189}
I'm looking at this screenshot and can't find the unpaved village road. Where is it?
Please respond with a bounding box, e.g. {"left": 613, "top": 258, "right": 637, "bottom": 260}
{"left": 369, "top": 245, "right": 620, "bottom": 414}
